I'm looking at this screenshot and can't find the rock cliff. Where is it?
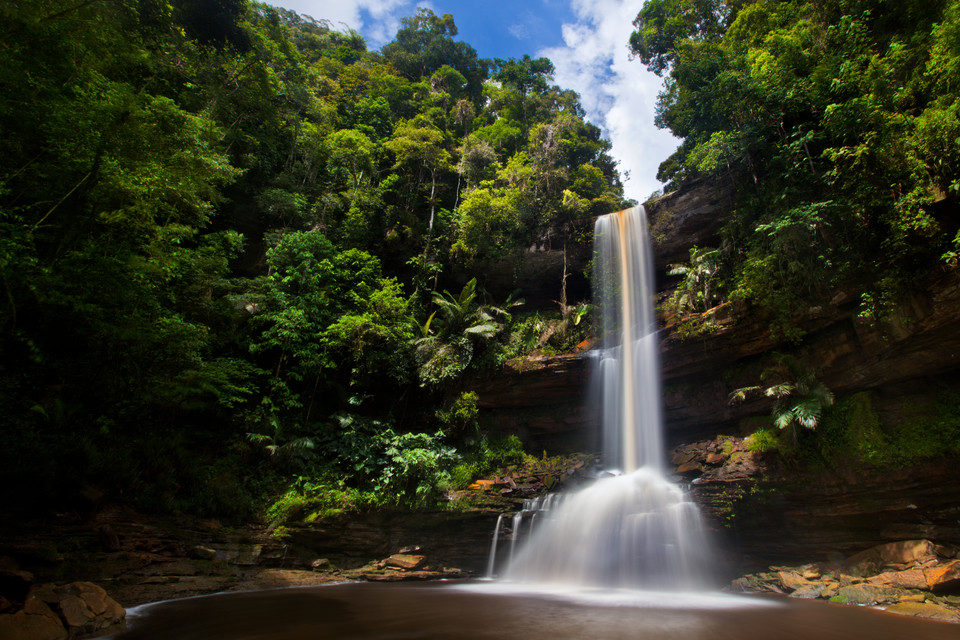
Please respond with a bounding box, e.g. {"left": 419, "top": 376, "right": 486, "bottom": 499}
{"left": 472, "top": 179, "right": 960, "bottom": 566}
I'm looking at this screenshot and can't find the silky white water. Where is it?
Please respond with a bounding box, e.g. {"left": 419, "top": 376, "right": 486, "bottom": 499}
{"left": 503, "top": 206, "right": 713, "bottom": 589}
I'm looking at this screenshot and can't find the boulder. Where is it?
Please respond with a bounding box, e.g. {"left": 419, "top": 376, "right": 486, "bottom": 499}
{"left": 188, "top": 545, "right": 217, "bottom": 561}
{"left": 0, "top": 596, "right": 66, "bottom": 640}
{"left": 58, "top": 595, "right": 94, "bottom": 630}
{"left": 381, "top": 554, "right": 426, "bottom": 571}
{"left": 676, "top": 462, "right": 702, "bottom": 474}
{"left": 310, "top": 558, "right": 334, "bottom": 571}
{"left": 54, "top": 582, "right": 125, "bottom": 636}
{"left": 790, "top": 583, "right": 830, "bottom": 599}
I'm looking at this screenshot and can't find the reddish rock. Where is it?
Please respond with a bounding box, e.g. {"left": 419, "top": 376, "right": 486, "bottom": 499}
{"left": 58, "top": 595, "right": 93, "bottom": 629}
{"left": 28, "top": 585, "right": 59, "bottom": 606}
{"left": 923, "top": 559, "right": 960, "bottom": 591}
{"left": 789, "top": 583, "right": 827, "bottom": 599}
{"left": 383, "top": 554, "right": 426, "bottom": 571}
{"left": 777, "top": 571, "right": 809, "bottom": 592}
{"left": 847, "top": 540, "right": 938, "bottom": 574}
{"left": 801, "top": 566, "right": 821, "bottom": 580}
{"left": 866, "top": 569, "right": 928, "bottom": 590}
{"left": 52, "top": 582, "right": 125, "bottom": 636}
{"left": 897, "top": 593, "right": 926, "bottom": 603}
{"left": 705, "top": 453, "right": 726, "bottom": 465}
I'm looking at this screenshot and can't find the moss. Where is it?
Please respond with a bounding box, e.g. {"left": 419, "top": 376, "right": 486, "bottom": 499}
{"left": 815, "top": 392, "right": 887, "bottom": 466}
{"left": 813, "top": 389, "right": 960, "bottom": 468}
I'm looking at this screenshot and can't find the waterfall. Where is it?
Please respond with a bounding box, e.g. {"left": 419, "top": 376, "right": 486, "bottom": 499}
{"left": 496, "top": 206, "right": 713, "bottom": 590}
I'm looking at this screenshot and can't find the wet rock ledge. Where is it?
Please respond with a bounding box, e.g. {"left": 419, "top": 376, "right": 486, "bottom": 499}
{"left": 730, "top": 539, "right": 960, "bottom": 622}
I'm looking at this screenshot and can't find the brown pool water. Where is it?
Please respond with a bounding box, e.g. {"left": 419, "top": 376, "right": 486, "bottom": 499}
{"left": 106, "top": 581, "right": 960, "bottom": 640}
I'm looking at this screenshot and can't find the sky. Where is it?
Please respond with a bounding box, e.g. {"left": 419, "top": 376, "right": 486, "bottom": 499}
{"left": 270, "top": 0, "right": 679, "bottom": 202}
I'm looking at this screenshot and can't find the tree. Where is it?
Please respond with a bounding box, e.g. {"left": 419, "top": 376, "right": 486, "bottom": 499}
{"left": 385, "top": 118, "right": 453, "bottom": 231}
{"left": 381, "top": 8, "right": 489, "bottom": 104}
{"left": 250, "top": 231, "right": 413, "bottom": 427}
{"left": 326, "top": 129, "right": 376, "bottom": 195}
{"left": 629, "top": 0, "right": 737, "bottom": 75}
{"left": 492, "top": 55, "right": 555, "bottom": 136}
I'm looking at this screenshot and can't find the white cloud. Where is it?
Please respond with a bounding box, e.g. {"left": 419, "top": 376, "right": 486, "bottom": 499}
{"left": 272, "top": 0, "right": 676, "bottom": 200}
{"left": 540, "top": 0, "right": 679, "bottom": 201}
{"left": 275, "top": 0, "right": 413, "bottom": 47}
{"left": 508, "top": 23, "right": 530, "bottom": 40}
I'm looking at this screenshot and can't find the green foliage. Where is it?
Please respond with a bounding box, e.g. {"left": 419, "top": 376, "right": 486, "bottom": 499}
{"left": 631, "top": 0, "right": 960, "bottom": 336}
{"left": 666, "top": 246, "right": 722, "bottom": 315}
{"left": 731, "top": 354, "right": 834, "bottom": 443}
{"left": 265, "top": 476, "right": 363, "bottom": 525}
{"left": 502, "top": 305, "right": 593, "bottom": 359}
{"left": 0, "top": 0, "right": 628, "bottom": 518}
{"left": 414, "top": 278, "right": 520, "bottom": 385}
{"left": 435, "top": 391, "right": 480, "bottom": 438}
{"left": 322, "top": 414, "right": 457, "bottom": 508}
{"left": 814, "top": 392, "right": 886, "bottom": 465}
{"left": 449, "top": 434, "right": 529, "bottom": 488}
{"left": 813, "top": 389, "right": 960, "bottom": 468}
{"left": 744, "top": 428, "right": 781, "bottom": 453}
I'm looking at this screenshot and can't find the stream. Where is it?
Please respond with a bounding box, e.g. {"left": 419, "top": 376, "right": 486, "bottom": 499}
{"left": 106, "top": 581, "right": 960, "bottom": 640}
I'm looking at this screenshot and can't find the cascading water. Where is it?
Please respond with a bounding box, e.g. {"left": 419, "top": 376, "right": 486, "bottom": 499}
{"left": 499, "top": 205, "right": 713, "bottom": 590}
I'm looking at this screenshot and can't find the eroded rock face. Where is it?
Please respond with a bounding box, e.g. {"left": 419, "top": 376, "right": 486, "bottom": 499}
{"left": 285, "top": 510, "right": 497, "bottom": 574}
{"left": 730, "top": 539, "right": 960, "bottom": 622}
{"left": 659, "top": 267, "right": 960, "bottom": 442}
{"left": 475, "top": 266, "right": 960, "bottom": 453}
{"left": 646, "top": 176, "right": 736, "bottom": 269}
{"left": 668, "top": 435, "right": 960, "bottom": 571}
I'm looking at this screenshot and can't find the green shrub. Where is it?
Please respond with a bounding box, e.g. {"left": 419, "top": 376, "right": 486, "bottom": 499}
{"left": 448, "top": 434, "right": 528, "bottom": 488}
{"left": 745, "top": 428, "right": 780, "bottom": 453}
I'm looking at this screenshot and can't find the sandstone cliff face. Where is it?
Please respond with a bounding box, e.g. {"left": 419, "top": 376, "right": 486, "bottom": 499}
{"left": 472, "top": 180, "right": 960, "bottom": 565}
{"left": 672, "top": 435, "right": 960, "bottom": 571}
{"left": 645, "top": 175, "right": 736, "bottom": 269}
{"left": 474, "top": 175, "right": 960, "bottom": 445}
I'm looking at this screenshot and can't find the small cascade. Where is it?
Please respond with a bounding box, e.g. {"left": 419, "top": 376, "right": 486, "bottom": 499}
{"left": 492, "top": 205, "right": 713, "bottom": 590}
{"left": 485, "top": 514, "right": 505, "bottom": 578}
{"left": 485, "top": 494, "right": 565, "bottom": 579}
